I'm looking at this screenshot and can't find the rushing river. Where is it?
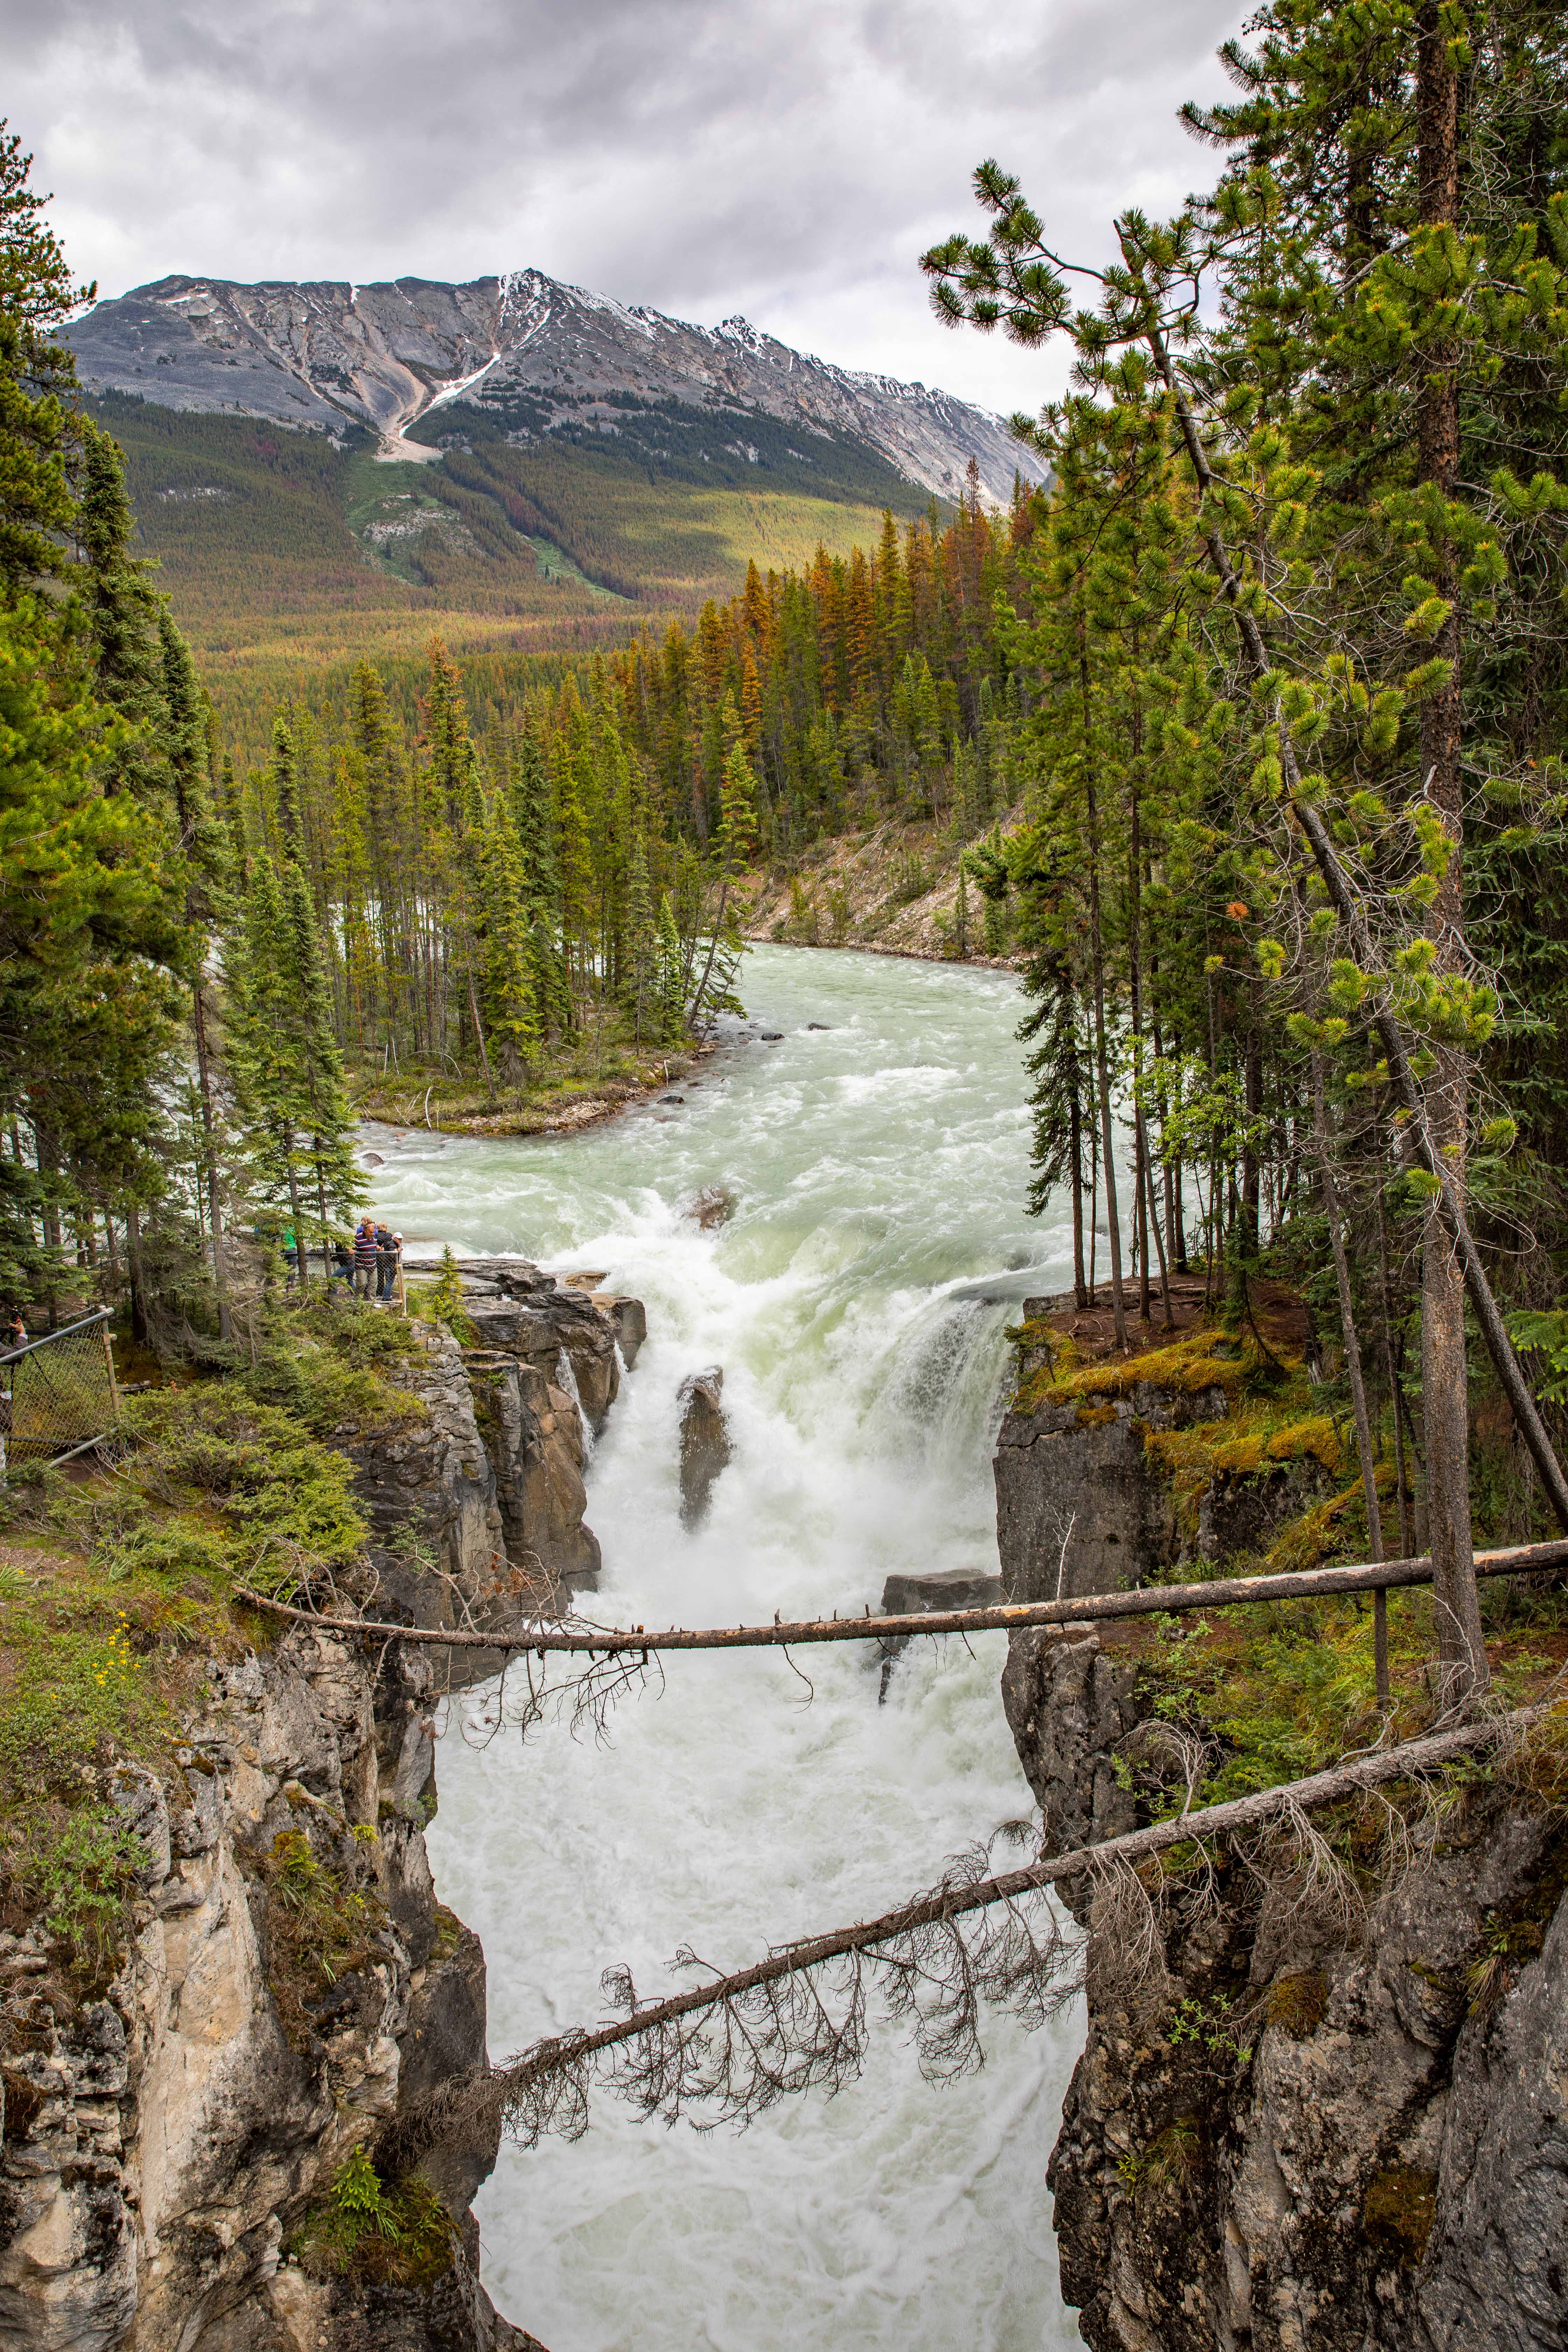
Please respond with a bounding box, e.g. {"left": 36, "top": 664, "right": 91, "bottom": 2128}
{"left": 361, "top": 945, "right": 1085, "bottom": 2352}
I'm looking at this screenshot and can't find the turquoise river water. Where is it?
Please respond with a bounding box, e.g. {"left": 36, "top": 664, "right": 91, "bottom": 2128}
{"left": 359, "top": 944, "right": 1086, "bottom": 2352}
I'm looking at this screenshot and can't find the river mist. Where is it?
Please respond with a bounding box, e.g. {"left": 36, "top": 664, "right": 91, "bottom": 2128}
{"left": 363, "top": 945, "right": 1085, "bottom": 2351}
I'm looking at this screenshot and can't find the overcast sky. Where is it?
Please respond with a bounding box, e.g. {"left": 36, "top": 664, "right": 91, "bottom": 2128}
{"left": 7, "top": 0, "right": 1250, "bottom": 418}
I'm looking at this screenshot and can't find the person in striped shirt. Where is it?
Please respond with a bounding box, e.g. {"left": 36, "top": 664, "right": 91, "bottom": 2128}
{"left": 353, "top": 1218, "right": 379, "bottom": 1300}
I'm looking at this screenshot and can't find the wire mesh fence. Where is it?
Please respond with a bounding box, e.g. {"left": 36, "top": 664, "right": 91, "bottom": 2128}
{"left": 0, "top": 1309, "right": 121, "bottom": 1474}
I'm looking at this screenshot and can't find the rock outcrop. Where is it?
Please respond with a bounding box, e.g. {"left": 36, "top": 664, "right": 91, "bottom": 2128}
{"left": 0, "top": 1255, "right": 642, "bottom": 2350}
{"left": 1040, "top": 1694, "right": 1568, "bottom": 2352}
{"left": 682, "top": 1188, "right": 734, "bottom": 1231}
{"left": 0, "top": 1625, "right": 530, "bottom": 2352}
{"left": 349, "top": 1261, "right": 645, "bottom": 1616}
{"left": 999, "top": 1629, "right": 1141, "bottom": 1881}
{"left": 991, "top": 1308, "right": 1568, "bottom": 2351}
{"left": 678, "top": 1367, "right": 731, "bottom": 1528}
{"left": 875, "top": 1568, "right": 1003, "bottom": 1699}
{"left": 339, "top": 1324, "right": 508, "bottom": 1600}
{"left": 453, "top": 1259, "right": 623, "bottom": 1433}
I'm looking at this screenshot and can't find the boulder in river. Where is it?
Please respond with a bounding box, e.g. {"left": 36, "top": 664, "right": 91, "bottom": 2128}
{"left": 678, "top": 1366, "right": 732, "bottom": 1528}
{"left": 682, "top": 1185, "right": 734, "bottom": 1229}
{"left": 592, "top": 1293, "right": 647, "bottom": 1370}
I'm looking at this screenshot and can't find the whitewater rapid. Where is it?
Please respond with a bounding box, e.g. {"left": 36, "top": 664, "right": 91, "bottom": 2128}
{"left": 360, "top": 945, "right": 1085, "bottom": 2351}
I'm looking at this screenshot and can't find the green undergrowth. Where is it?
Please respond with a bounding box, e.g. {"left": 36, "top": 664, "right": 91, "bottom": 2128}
{"left": 264, "top": 1826, "right": 385, "bottom": 2050}
{"left": 219, "top": 1293, "right": 426, "bottom": 1438}
{"left": 1136, "top": 1592, "right": 1422, "bottom": 1806}
{"left": 0, "top": 1296, "right": 430, "bottom": 1989}
{"left": 289, "top": 2143, "right": 456, "bottom": 2289}
{"left": 1133, "top": 1586, "right": 1568, "bottom": 1823}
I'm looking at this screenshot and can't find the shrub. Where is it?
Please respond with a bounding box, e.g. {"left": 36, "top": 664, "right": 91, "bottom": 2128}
{"left": 263, "top": 1827, "right": 382, "bottom": 2049}
{"left": 291, "top": 2146, "right": 455, "bottom": 2287}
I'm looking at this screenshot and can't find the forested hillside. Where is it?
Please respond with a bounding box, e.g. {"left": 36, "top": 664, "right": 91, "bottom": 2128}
{"left": 95, "top": 389, "right": 939, "bottom": 749}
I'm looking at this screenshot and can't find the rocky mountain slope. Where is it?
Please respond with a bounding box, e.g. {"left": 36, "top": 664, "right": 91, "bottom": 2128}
{"left": 63, "top": 268, "right": 1043, "bottom": 505}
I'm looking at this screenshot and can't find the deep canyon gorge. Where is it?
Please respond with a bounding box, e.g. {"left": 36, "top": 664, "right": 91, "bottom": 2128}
{"left": 4, "top": 946, "right": 1564, "bottom": 2352}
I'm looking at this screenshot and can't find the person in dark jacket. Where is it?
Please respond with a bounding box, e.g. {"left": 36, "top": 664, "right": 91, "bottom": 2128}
{"left": 331, "top": 1238, "right": 355, "bottom": 1292}
{"left": 375, "top": 1220, "right": 397, "bottom": 1300}
{"left": 353, "top": 1218, "right": 379, "bottom": 1300}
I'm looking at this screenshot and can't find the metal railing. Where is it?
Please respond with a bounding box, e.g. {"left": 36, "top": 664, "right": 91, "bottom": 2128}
{"left": 0, "top": 1308, "right": 121, "bottom": 1474}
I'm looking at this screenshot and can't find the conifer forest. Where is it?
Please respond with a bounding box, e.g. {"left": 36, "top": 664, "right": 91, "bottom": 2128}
{"left": 7, "top": 4, "right": 1568, "bottom": 2347}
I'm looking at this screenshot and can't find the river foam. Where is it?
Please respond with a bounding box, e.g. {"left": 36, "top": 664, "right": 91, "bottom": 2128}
{"left": 364, "top": 946, "right": 1085, "bottom": 2350}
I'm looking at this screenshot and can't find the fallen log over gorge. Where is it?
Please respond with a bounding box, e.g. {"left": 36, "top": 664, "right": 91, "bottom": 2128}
{"left": 237, "top": 1535, "right": 1568, "bottom": 1656}
{"left": 376, "top": 1698, "right": 1559, "bottom": 2156}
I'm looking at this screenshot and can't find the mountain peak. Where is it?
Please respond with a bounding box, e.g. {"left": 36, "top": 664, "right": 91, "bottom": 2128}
{"left": 63, "top": 266, "right": 1042, "bottom": 503}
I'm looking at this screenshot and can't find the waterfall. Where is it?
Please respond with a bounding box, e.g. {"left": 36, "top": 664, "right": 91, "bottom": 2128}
{"left": 370, "top": 946, "right": 1085, "bottom": 2350}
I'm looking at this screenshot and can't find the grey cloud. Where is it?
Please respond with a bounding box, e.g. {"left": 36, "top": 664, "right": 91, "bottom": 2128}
{"left": 5, "top": 0, "right": 1249, "bottom": 414}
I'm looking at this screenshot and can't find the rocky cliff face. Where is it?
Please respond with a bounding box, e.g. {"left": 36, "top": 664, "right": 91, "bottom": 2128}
{"left": 0, "top": 1623, "right": 528, "bottom": 2352}
{"left": 61, "top": 270, "right": 1044, "bottom": 504}
{"left": 0, "top": 1265, "right": 640, "bottom": 2351}
{"left": 993, "top": 1300, "right": 1227, "bottom": 1603}
{"left": 1027, "top": 1650, "right": 1568, "bottom": 2352}
{"left": 993, "top": 1332, "right": 1568, "bottom": 2352}
{"left": 344, "top": 1263, "right": 640, "bottom": 1616}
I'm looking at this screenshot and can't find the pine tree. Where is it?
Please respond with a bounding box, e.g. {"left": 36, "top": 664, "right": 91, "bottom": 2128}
{"left": 227, "top": 851, "right": 359, "bottom": 1287}
{"left": 280, "top": 857, "right": 360, "bottom": 1279}
{"left": 271, "top": 717, "right": 305, "bottom": 864}
{"left": 161, "top": 607, "right": 236, "bottom": 1329}
{"left": 0, "top": 125, "right": 89, "bottom": 593}
{"left": 473, "top": 796, "right": 539, "bottom": 1082}
{"left": 624, "top": 826, "right": 657, "bottom": 1044}
{"left": 656, "top": 892, "right": 685, "bottom": 1043}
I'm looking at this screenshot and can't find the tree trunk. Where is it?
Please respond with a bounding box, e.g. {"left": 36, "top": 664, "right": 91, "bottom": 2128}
{"left": 190, "top": 981, "right": 231, "bottom": 1341}
{"left": 1084, "top": 769, "right": 1127, "bottom": 1349}
{"left": 1377, "top": 1182, "right": 1413, "bottom": 1559}
{"left": 1069, "top": 1051, "right": 1087, "bottom": 1310}
{"left": 284, "top": 1138, "right": 309, "bottom": 1294}
{"left": 1413, "top": 4, "right": 1485, "bottom": 1697}
{"left": 465, "top": 967, "right": 496, "bottom": 1101}
{"left": 1312, "top": 1054, "right": 1388, "bottom": 1703}
{"left": 125, "top": 1206, "right": 148, "bottom": 1348}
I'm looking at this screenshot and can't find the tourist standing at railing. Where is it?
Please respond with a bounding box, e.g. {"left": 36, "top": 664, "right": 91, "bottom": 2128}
{"left": 375, "top": 1220, "right": 397, "bottom": 1300}
{"left": 353, "top": 1218, "right": 379, "bottom": 1300}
